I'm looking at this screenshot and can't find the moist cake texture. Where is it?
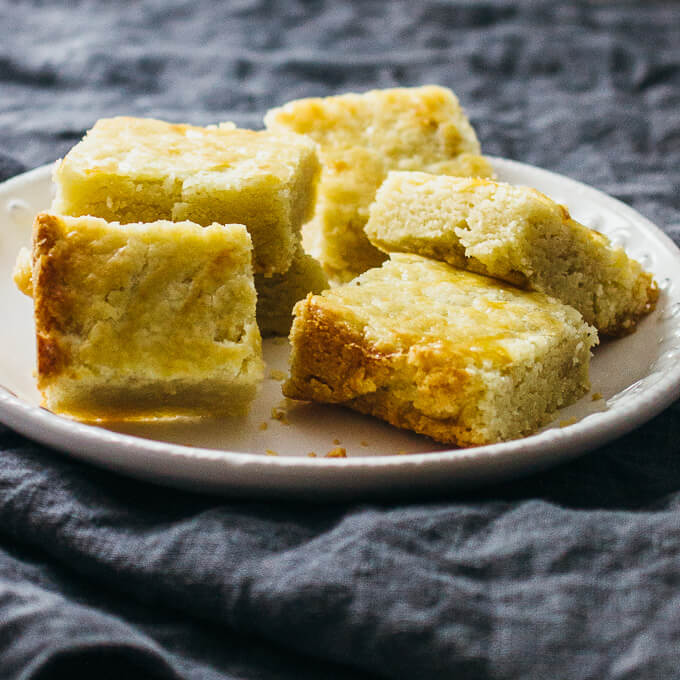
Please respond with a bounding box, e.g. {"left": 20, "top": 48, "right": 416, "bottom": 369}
{"left": 284, "top": 254, "right": 598, "bottom": 446}
{"left": 365, "top": 172, "right": 658, "bottom": 335}
{"left": 29, "top": 213, "right": 264, "bottom": 419}
{"left": 254, "top": 245, "right": 328, "bottom": 337}
{"left": 265, "top": 85, "right": 493, "bottom": 282}
{"left": 51, "top": 116, "right": 320, "bottom": 276}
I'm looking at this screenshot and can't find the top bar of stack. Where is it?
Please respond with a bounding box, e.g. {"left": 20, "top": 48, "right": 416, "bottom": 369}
{"left": 51, "top": 117, "right": 321, "bottom": 276}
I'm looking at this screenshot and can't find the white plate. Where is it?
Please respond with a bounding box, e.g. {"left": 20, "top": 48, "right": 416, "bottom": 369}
{"left": 1, "top": 159, "right": 679, "bottom": 499}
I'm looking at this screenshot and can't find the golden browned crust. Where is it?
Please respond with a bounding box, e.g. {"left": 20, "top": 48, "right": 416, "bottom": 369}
{"left": 36, "top": 333, "right": 64, "bottom": 382}
{"left": 32, "top": 213, "right": 70, "bottom": 385}
{"left": 283, "top": 295, "right": 394, "bottom": 403}
{"left": 346, "top": 391, "right": 487, "bottom": 447}
{"left": 283, "top": 295, "right": 484, "bottom": 447}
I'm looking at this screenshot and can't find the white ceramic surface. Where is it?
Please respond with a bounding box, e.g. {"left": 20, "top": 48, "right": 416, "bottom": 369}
{"left": 1, "top": 159, "right": 679, "bottom": 499}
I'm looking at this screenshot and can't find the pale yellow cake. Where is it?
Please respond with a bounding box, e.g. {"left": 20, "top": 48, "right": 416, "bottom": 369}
{"left": 26, "top": 213, "right": 264, "bottom": 420}
{"left": 284, "top": 254, "right": 598, "bottom": 446}
{"left": 51, "top": 117, "right": 320, "bottom": 276}
{"left": 254, "top": 246, "right": 328, "bottom": 337}
{"left": 365, "top": 172, "right": 658, "bottom": 335}
{"left": 264, "top": 85, "right": 493, "bottom": 282}
{"left": 14, "top": 227, "right": 328, "bottom": 339}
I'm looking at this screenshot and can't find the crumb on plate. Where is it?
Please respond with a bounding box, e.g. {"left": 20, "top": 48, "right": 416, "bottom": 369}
{"left": 325, "top": 447, "right": 347, "bottom": 458}
{"left": 271, "top": 407, "right": 289, "bottom": 425}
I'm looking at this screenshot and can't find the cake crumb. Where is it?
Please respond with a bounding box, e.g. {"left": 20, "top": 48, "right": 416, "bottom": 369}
{"left": 591, "top": 392, "right": 603, "bottom": 401}
{"left": 360, "top": 440, "right": 369, "bottom": 447}
{"left": 272, "top": 336, "right": 287, "bottom": 346}
{"left": 259, "top": 422, "right": 268, "bottom": 431}
{"left": 325, "top": 447, "right": 347, "bottom": 458}
{"left": 307, "top": 452, "right": 317, "bottom": 458}
{"left": 265, "top": 449, "right": 279, "bottom": 456}
{"left": 560, "top": 417, "right": 578, "bottom": 428}
{"left": 269, "top": 369, "right": 287, "bottom": 381}
{"left": 271, "top": 407, "right": 289, "bottom": 425}
{"left": 333, "top": 438, "right": 341, "bottom": 445}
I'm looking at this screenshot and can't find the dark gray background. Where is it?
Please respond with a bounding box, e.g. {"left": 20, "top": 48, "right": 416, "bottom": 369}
{"left": 1, "top": 1, "right": 679, "bottom": 678}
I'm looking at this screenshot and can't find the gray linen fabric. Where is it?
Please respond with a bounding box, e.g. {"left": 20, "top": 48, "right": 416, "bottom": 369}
{"left": 1, "top": 1, "right": 679, "bottom": 678}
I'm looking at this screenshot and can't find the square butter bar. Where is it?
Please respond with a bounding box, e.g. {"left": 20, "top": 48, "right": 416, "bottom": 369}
{"left": 265, "top": 85, "right": 493, "bottom": 282}
{"left": 284, "top": 254, "right": 598, "bottom": 446}
{"left": 51, "top": 117, "right": 320, "bottom": 275}
{"left": 365, "top": 172, "right": 658, "bottom": 335}
{"left": 28, "top": 213, "right": 264, "bottom": 419}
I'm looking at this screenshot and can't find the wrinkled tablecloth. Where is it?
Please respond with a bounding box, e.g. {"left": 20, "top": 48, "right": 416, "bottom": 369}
{"left": 1, "top": 1, "right": 679, "bottom": 678}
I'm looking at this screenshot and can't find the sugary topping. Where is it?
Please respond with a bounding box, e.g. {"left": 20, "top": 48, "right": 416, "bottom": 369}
{"left": 317, "top": 254, "right": 593, "bottom": 365}
{"left": 59, "top": 116, "right": 316, "bottom": 185}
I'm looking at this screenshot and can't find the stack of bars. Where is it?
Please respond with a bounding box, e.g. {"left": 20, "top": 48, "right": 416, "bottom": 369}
{"left": 13, "top": 85, "right": 658, "bottom": 446}
{"left": 282, "top": 169, "right": 658, "bottom": 447}
{"left": 15, "top": 117, "right": 328, "bottom": 419}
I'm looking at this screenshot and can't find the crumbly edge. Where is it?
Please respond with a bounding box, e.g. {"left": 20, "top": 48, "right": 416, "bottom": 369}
{"left": 585, "top": 272, "right": 658, "bottom": 337}
{"left": 33, "top": 213, "right": 69, "bottom": 384}
{"left": 314, "top": 161, "right": 493, "bottom": 284}
{"left": 516, "top": 217, "right": 658, "bottom": 337}
{"left": 288, "top": 143, "right": 323, "bottom": 231}
{"left": 317, "top": 155, "right": 495, "bottom": 283}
